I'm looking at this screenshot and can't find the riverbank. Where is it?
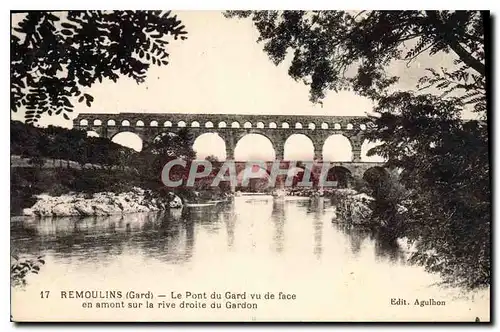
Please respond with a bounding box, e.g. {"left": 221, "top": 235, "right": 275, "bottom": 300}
{"left": 330, "top": 189, "right": 375, "bottom": 225}
{"left": 12, "top": 166, "right": 188, "bottom": 217}
{"left": 11, "top": 164, "right": 232, "bottom": 217}
{"left": 22, "top": 187, "right": 183, "bottom": 217}
{"left": 11, "top": 166, "right": 151, "bottom": 215}
{"left": 330, "top": 188, "right": 407, "bottom": 230}
{"left": 11, "top": 195, "right": 490, "bottom": 322}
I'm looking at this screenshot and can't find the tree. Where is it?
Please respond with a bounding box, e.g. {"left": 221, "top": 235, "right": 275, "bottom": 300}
{"left": 147, "top": 128, "right": 196, "bottom": 160}
{"left": 365, "top": 93, "right": 489, "bottom": 289}
{"left": 27, "top": 152, "right": 45, "bottom": 170}
{"left": 225, "top": 11, "right": 485, "bottom": 113}
{"left": 130, "top": 128, "right": 196, "bottom": 185}
{"left": 205, "top": 155, "right": 221, "bottom": 164}
{"left": 227, "top": 10, "right": 489, "bottom": 289}
{"left": 11, "top": 10, "right": 187, "bottom": 123}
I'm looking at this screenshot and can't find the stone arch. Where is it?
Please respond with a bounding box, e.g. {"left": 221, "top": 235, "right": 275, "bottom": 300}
{"left": 346, "top": 123, "right": 353, "bottom": 130}
{"left": 193, "top": 133, "right": 226, "bottom": 160}
{"left": 361, "top": 139, "right": 386, "bottom": 162}
{"left": 121, "top": 120, "right": 130, "bottom": 126}
{"left": 256, "top": 121, "right": 265, "bottom": 129}
{"left": 322, "top": 134, "right": 353, "bottom": 162}
{"left": 295, "top": 122, "right": 303, "bottom": 129}
{"left": 308, "top": 123, "right": 316, "bottom": 130}
{"left": 107, "top": 119, "right": 116, "bottom": 126}
{"left": 79, "top": 119, "right": 88, "bottom": 126}
{"left": 360, "top": 123, "right": 367, "bottom": 130}
{"left": 218, "top": 121, "right": 227, "bottom": 128}
{"left": 191, "top": 121, "right": 200, "bottom": 127}
{"left": 325, "top": 166, "right": 352, "bottom": 189}
{"left": 136, "top": 120, "right": 144, "bottom": 127}
{"left": 231, "top": 121, "right": 240, "bottom": 128}
{"left": 164, "top": 121, "right": 172, "bottom": 127}
{"left": 282, "top": 122, "right": 290, "bottom": 129}
{"left": 321, "top": 122, "right": 329, "bottom": 129}
{"left": 284, "top": 134, "right": 315, "bottom": 161}
{"left": 111, "top": 131, "right": 143, "bottom": 152}
{"left": 234, "top": 133, "right": 275, "bottom": 161}
{"left": 269, "top": 122, "right": 277, "bottom": 129}
{"left": 177, "top": 121, "right": 186, "bottom": 127}
{"left": 205, "top": 121, "right": 214, "bottom": 128}
{"left": 93, "top": 119, "right": 102, "bottom": 126}
{"left": 334, "top": 123, "right": 341, "bottom": 130}
{"left": 243, "top": 121, "right": 252, "bottom": 129}
{"left": 150, "top": 120, "right": 158, "bottom": 127}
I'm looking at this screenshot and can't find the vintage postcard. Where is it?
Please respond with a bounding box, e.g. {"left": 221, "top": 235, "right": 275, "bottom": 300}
{"left": 10, "top": 10, "right": 490, "bottom": 322}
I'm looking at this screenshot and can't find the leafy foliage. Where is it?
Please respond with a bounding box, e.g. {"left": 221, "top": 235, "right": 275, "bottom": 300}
{"left": 11, "top": 120, "right": 133, "bottom": 168}
{"left": 364, "top": 93, "right": 489, "bottom": 289}
{"left": 11, "top": 253, "right": 45, "bottom": 287}
{"left": 10, "top": 121, "right": 206, "bottom": 214}
{"left": 11, "top": 10, "right": 187, "bottom": 123}
{"left": 131, "top": 128, "right": 196, "bottom": 179}
{"left": 226, "top": 10, "right": 485, "bottom": 111}
{"left": 228, "top": 10, "right": 489, "bottom": 289}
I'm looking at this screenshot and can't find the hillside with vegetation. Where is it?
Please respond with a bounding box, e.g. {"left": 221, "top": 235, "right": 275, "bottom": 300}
{"left": 10, "top": 120, "right": 227, "bottom": 215}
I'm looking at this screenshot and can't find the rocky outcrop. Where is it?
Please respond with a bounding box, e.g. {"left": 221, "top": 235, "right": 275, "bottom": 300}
{"left": 22, "top": 187, "right": 182, "bottom": 217}
{"left": 169, "top": 194, "right": 183, "bottom": 208}
{"left": 331, "top": 189, "right": 374, "bottom": 225}
{"left": 336, "top": 192, "right": 374, "bottom": 225}
{"left": 332, "top": 189, "right": 408, "bottom": 227}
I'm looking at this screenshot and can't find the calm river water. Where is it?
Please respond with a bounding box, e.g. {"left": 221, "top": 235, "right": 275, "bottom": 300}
{"left": 11, "top": 195, "right": 489, "bottom": 322}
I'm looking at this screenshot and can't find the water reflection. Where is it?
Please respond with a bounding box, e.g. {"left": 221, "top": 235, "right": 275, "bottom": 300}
{"left": 332, "top": 223, "right": 406, "bottom": 263}
{"left": 270, "top": 200, "right": 285, "bottom": 253}
{"left": 10, "top": 197, "right": 490, "bottom": 322}
{"left": 309, "top": 198, "right": 324, "bottom": 259}
{"left": 11, "top": 197, "right": 406, "bottom": 278}
{"left": 12, "top": 210, "right": 197, "bottom": 265}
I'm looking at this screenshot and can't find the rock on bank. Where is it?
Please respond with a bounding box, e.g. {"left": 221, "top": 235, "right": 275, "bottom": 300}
{"left": 22, "top": 187, "right": 183, "bottom": 217}
{"left": 331, "top": 189, "right": 374, "bottom": 225}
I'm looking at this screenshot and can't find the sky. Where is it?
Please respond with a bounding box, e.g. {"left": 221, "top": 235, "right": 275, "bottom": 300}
{"left": 11, "top": 11, "right": 472, "bottom": 161}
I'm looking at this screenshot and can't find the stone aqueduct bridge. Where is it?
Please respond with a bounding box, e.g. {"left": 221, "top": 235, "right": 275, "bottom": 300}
{"left": 73, "top": 112, "right": 385, "bottom": 181}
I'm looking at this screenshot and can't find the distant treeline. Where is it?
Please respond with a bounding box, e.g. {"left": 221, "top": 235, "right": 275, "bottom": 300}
{"left": 11, "top": 120, "right": 135, "bottom": 169}
{"left": 10, "top": 121, "right": 227, "bottom": 214}
{"left": 11, "top": 121, "right": 147, "bottom": 215}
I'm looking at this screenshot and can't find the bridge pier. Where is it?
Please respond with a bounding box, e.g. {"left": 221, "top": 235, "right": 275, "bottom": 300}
{"left": 351, "top": 139, "right": 363, "bottom": 162}
{"left": 313, "top": 148, "right": 322, "bottom": 161}
{"left": 352, "top": 150, "right": 362, "bottom": 162}
{"left": 274, "top": 143, "right": 284, "bottom": 160}
{"left": 221, "top": 132, "right": 236, "bottom": 161}
{"left": 226, "top": 147, "right": 235, "bottom": 160}
{"left": 73, "top": 112, "right": 379, "bottom": 166}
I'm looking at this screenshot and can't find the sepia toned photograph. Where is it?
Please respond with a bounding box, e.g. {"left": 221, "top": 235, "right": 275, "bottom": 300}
{"left": 10, "top": 9, "right": 490, "bottom": 322}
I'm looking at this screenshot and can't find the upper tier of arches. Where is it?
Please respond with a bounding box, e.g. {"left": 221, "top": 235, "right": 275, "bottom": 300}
{"left": 77, "top": 118, "right": 373, "bottom": 131}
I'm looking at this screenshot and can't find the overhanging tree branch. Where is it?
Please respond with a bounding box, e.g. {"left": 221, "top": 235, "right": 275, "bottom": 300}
{"left": 425, "top": 10, "right": 485, "bottom": 77}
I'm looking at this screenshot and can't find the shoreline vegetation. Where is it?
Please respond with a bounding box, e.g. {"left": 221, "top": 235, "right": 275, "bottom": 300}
{"left": 11, "top": 120, "right": 392, "bottom": 222}
{"left": 10, "top": 118, "right": 400, "bottom": 226}
{"left": 10, "top": 10, "right": 489, "bottom": 301}
{"left": 10, "top": 120, "right": 229, "bottom": 217}
{"left": 10, "top": 119, "right": 408, "bottom": 263}
{"left": 10, "top": 119, "right": 489, "bottom": 292}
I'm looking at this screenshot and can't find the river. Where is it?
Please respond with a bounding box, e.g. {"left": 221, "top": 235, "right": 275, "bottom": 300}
{"left": 11, "top": 195, "right": 489, "bottom": 322}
